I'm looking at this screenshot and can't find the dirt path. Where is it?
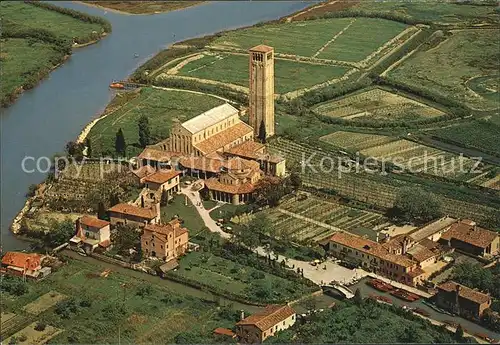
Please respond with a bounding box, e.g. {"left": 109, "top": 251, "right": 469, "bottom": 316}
{"left": 286, "top": 0, "right": 339, "bottom": 22}
{"left": 156, "top": 74, "right": 249, "bottom": 94}
{"left": 165, "top": 53, "right": 205, "bottom": 75}
{"left": 312, "top": 18, "right": 356, "bottom": 58}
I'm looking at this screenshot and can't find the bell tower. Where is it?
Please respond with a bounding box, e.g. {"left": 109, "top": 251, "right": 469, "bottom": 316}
{"left": 249, "top": 45, "right": 275, "bottom": 140}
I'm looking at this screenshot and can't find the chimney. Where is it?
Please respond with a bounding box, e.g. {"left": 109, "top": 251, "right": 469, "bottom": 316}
{"left": 141, "top": 196, "right": 145, "bottom": 208}
{"left": 240, "top": 310, "right": 245, "bottom": 321}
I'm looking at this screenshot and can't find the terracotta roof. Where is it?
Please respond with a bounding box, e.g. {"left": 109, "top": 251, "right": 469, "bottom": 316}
{"left": 213, "top": 328, "right": 236, "bottom": 337}
{"left": 406, "top": 244, "right": 437, "bottom": 263}
{"left": 132, "top": 165, "right": 156, "bottom": 179}
{"left": 80, "top": 215, "right": 109, "bottom": 229}
{"left": 108, "top": 203, "right": 157, "bottom": 220}
{"left": 418, "top": 238, "right": 440, "bottom": 250}
{"left": 250, "top": 44, "right": 274, "bottom": 53}
{"left": 194, "top": 122, "right": 253, "bottom": 155}
{"left": 225, "top": 157, "right": 261, "bottom": 172}
{"left": 329, "top": 232, "right": 416, "bottom": 268}
{"left": 99, "top": 239, "right": 111, "bottom": 248}
{"left": 225, "top": 141, "right": 265, "bottom": 160}
{"left": 205, "top": 178, "right": 255, "bottom": 194}
{"left": 438, "top": 281, "right": 491, "bottom": 305}
{"left": 1, "top": 252, "right": 41, "bottom": 269}
{"left": 175, "top": 227, "right": 189, "bottom": 237}
{"left": 137, "top": 148, "right": 174, "bottom": 162}
{"left": 440, "top": 220, "right": 498, "bottom": 249}
{"left": 407, "top": 267, "right": 425, "bottom": 278}
{"left": 144, "top": 219, "right": 188, "bottom": 238}
{"left": 179, "top": 156, "right": 224, "bottom": 174}
{"left": 143, "top": 170, "right": 181, "bottom": 184}
{"left": 237, "top": 305, "right": 295, "bottom": 332}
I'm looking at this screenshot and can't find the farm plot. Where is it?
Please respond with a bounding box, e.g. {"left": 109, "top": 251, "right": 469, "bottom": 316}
{"left": 388, "top": 29, "right": 500, "bottom": 110}
{"left": 23, "top": 291, "right": 67, "bottom": 316}
{"left": 266, "top": 196, "right": 389, "bottom": 243}
{"left": 88, "top": 88, "right": 224, "bottom": 157}
{"left": 320, "top": 131, "right": 396, "bottom": 152}
{"left": 3, "top": 322, "right": 63, "bottom": 345}
{"left": 360, "top": 138, "right": 486, "bottom": 180}
{"left": 174, "top": 52, "right": 349, "bottom": 94}
{"left": 313, "top": 88, "right": 445, "bottom": 122}
{"left": 316, "top": 18, "right": 408, "bottom": 62}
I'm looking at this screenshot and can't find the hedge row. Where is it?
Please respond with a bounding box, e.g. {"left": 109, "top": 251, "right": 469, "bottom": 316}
{"left": 26, "top": 1, "right": 112, "bottom": 34}
{"left": 153, "top": 78, "right": 248, "bottom": 104}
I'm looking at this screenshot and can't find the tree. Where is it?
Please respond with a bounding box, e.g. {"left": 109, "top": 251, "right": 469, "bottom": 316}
{"left": 354, "top": 288, "right": 363, "bottom": 305}
{"left": 233, "top": 225, "right": 260, "bottom": 250}
{"left": 138, "top": 115, "right": 151, "bottom": 148}
{"left": 65, "top": 141, "right": 84, "bottom": 160}
{"left": 44, "top": 219, "right": 75, "bottom": 248}
{"left": 254, "top": 176, "right": 286, "bottom": 207}
{"left": 455, "top": 324, "right": 464, "bottom": 341}
{"left": 258, "top": 119, "right": 267, "bottom": 143}
{"left": 111, "top": 224, "right": 141, "bottom": 255}
{"left": 115, "top": 128, "right": 126, "bottom": 156}
{"left": 97, "top": 202, "right": 107, "bottom": 220}
{"left": 85, "top": 137, "right": 92, "bottom": 158}
{"left": 289, "top": 170, "right": 302, "bottom": 192}
{"left": 388, "top": 187, "right": 442, "bottom": 225}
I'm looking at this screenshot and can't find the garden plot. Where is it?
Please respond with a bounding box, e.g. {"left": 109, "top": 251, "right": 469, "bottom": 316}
{"left": 3, "top": 322, "right": 63, "bottom": 345}
{"left": 266, "top": 196, "right": 388, "bottom": 242}
{"left": 23, "top": 291, "right": 67, "bottom": 316}
{"left": 320, "top": 131, "right": 396, "bottom": 152}
{"left": 313, "top": 88, "right": 445, "bottom": 122}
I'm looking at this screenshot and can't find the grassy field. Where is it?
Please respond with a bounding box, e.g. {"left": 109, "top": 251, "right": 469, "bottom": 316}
{"left": 171, "top": 251, "right": 315, "bottom": 303}
{"left": 264, "top": 196, "right": 389, "bottom": 243}
{"left": 84, "top": 1, "right": 203, "bottom": 14}
{"left": 426, "top": 117, "right": 500, "bottom": 156}
{"left": 211, "top": 17, "right": 407, "bottom": 63}
{"left": 0, "top": 38, "right": 65, "bottom": 106}
{"left": 352, "top": 1, "right": 499, "bottom": 24}
{"left": 87, "top": 88, "right": 224, "bottom": 157}
{"left": 316, "top": 18, "right": 407, "bottom": 62}
{"left": 175, "top": 52, "right": 349, "bottom": 93}
{"left": 1, "top": 258, "right": 244, "bottom": 344}
{"left": 313, "top": 88, "right": 445, "bottom": 122}
{"left": 320, "top": 131, "right": 397, "bottom": 151}
{"left": 388, "top": 29, "right": 500, "bottom": 110}
{"left": 161, "top": 195, "right": 206, "bottom": 235}
{"left": 1, "top": 2, "right": 104, "bottom": 41}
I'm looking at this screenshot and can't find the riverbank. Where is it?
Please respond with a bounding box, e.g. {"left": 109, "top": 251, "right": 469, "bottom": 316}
{"left": 78, "top": 1, "right": 205, "bottom": 15}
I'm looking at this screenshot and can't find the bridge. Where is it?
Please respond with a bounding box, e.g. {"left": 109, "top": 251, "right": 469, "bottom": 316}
{"left": 322, "top": 283, "right": 355, "bottom": 299}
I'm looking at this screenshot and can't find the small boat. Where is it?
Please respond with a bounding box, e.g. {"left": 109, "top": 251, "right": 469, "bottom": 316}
{"left": 390, "top": 288, "right": 420, "bottom": 302}
{"left": 413, "top": 308, "right": 430, "bottom": 317}
{"left": 367, "top": 278, "right": 394, "bottom": 292}
{"left": 109, "top": 82, "right": 125, "bottom": 89}
{"left": 134, "top": 53, "right": 139, "bottom": 58}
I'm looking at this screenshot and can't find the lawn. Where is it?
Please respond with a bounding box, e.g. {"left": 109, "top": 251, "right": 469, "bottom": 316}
{"left": 171, "top": 251, "right": 316, "bottom": 303}
{"left": 87, "top": 88, "right": 224, "bottom": 157}
{"left": 388, "top": 29, "right": 500, "bottom": 110}
{"left": 0, "top": 2, "right": 104, "bottom": 42}
{"left": 1, "top": 258, "right": 244, "bottom": 344}
{"left": 317, "top": 18, "right": 408, "bottom": 62}
{"left": 353, "top": 1, "right": 499, "bottom": 24}
{"left": 212, "top": 18, "right": 353, "bottom": 57}
{"left": 0, "top": 38, "right": 64, "bottom": 107}
{"left": 176, "top": 53, "right": 349, "bottom": 94}
{"left": 161, "top": 195, "right": 206, "bottom": 235}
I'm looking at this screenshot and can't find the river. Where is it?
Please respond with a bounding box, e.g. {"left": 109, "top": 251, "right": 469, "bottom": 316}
{"left": 0, "top": 1, "right": 314, "bottom": 251}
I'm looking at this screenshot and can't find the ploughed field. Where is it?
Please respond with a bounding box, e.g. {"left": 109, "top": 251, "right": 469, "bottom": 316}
{"left": 264, "top": 195, "right": 391, "bottom": 243}
{"left": 313, "top": 88, "right": 445, "bottom": 122}
{"left": 388, "top": 29, "right": 500, "bottom": 110}
{"left": 87, "top": 88, "right": 224, "bottom": 157}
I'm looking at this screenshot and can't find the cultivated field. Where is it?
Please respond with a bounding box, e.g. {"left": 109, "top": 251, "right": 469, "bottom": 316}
{"left": 265, "top": 196, "right": 391, "bottom": 243}
{"left": 211, "top": 17, "right": 408, "bottom": 63}
{"left": 388, "top": 29, "right": 500, "bottom": 110}
{"left": 3, "top": 322, "right": 63, "bottom": 345}
{"left": 172, "top": 52, "right": 349, "bottom": 94}
{"left": 320, "top": 131, "right": 396, "bottom": 152}
{"left": 87, "top": 88, "right": 224, "bottom": 157}
{"left": 313, "top": 88, "right": 445, "bottom": 122}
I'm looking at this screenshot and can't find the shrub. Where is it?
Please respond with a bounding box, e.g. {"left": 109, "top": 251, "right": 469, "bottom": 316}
{"left": 34, "top": 322, "right": 47, "bottom": 332}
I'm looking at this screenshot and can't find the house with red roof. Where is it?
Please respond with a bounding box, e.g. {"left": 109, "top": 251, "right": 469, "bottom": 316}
{"left": 439, "top": 219, "right": 499, "bottom": 257}
{"left": 141, "top": 219, "right": 189, "bottom": 261}
{"left": 435, "top": 281, "right": 492, "bottom": 320}
{"left": 70, "top": 216, "right": 111, "bottom": 253}
{"left": 1, "top": 252, "right": 45, "bottom": 279}
{"left": 236, "top": 305, "right": 296, "bottom": 343}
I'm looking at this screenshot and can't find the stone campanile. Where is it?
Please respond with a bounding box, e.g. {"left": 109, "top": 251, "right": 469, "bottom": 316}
{"left": 249, "top": 45, "right": 275, "bottom": 140}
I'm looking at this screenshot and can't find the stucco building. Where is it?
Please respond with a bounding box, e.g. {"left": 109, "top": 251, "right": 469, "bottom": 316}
{"left": 108, "top": 203, "right": 160, "bottom": 227}
{"left": 236, "top": 305, "right": 296, "bottom": 343}
{"left": 1, "top": 252, "right": 45, "bottom": 279}
{"left": 435, "top": 281, "right": 492, "bottom": 320}
{"left": 143, "top": 169, "right": 181, "bottom": 196}
{"left": 249, "top": 45, "right": 275, "bottom": 139}
{"left": 141, "top": 219, "right": 189, "bottom": 261}
{"left": 70, "top": 216, "right": 111, "bottom": 252}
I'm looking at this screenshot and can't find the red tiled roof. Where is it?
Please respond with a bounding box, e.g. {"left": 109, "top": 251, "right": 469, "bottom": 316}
{"left": 237, "top": 305, "right": 295, "bottom": 331}
{"left": 144, "top": 219, "right": 188, "bottom": 238}
{"left": 143, "top": 170, "right": 181, "bottom": 184}
{"left": 225, "top": 141, "right": 265, "bottom": 160}
{"left": 132, "top": 165, "right": 156, "bottom": 179}
{"left": 1, "top": 252, "right": 41, "bottom": 269}
{"left": 438, "top": 281, "right": 491, "bottom": 305}
{"left": 204, "top": 178, "right": 255, "bottom": 194}
{"left": 213, "top": 328, "right": 236, "bottom": 337}
{"left": 440, "top": 220, "right": 498, "bottom": 249}
{"left": 250, "top": 45, "right": 274, "bottom": 53}
{"left": 108, "top": 203, "right": 157, "bottom": 220}
{"left": 179, "top": 156, "right": 224, "bottom": 174}
{"left": 80, "top": 215, "right": 109, "bottom": 229}
{"left": 193, "top": 122, "right": 253, "bottom": 155}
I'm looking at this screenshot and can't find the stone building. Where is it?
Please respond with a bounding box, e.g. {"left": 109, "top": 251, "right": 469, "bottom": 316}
{"left": 249, "top": 45, "right": 275, "bottom": 139}
{"left": 141, "top": 219, "right": 189, "bottom": 261}
{"left": 236, "top": 305, "right": 296, "bottom": 343}
{"left": 435, "top": 281, "right": 491, "bottom": 320}
{"left": 108, "top": 203, "right": 160, "bottom": 227}
{"left": 439, "top": 219, "right": 499, "bottom": 257}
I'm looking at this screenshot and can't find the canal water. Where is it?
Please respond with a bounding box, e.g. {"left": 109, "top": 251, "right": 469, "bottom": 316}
{"left": 350, "top": 277, "right": 500, "bottom": 340}
{"left": 0, "top": 1, "right": 314, "bottom": 251}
